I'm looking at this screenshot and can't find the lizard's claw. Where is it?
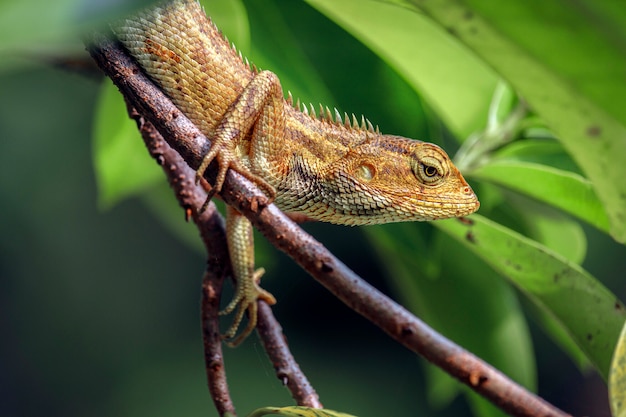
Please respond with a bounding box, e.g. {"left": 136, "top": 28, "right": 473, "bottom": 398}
{"left": 220, "top": 267, "right": 276, "bottom": 346}
{"left": 195, "top": 140, "right": 276, "bottom": 213}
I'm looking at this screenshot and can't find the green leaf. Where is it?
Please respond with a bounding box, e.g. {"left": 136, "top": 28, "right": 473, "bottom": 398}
{"left": 493, "top": 195, "right": 590, "bottom": 368}
{"left": 488, "top": 139, "right": 582, "bottom": 174}
{"left": 435, "top": 215, "right": 626, "bottom": 379}
{"left": 511, "top": 193, "right": 587, "bottom": 265}
{"left": 245, "top": 2, "right": 335, "bottom": 106}
{"left": 0, "top": 0, "right": 151, "bottom": 61}
{"left": 200, "top": 0, "right": 250, "bottom": 53}
{"left": 610, "top": 320, "right": 626, "bottom": 417}
{"left": 524, "top": 299, "right": 591, "bottom": 372}
{"left": 306, "top": 0, "right": 498, "bottom": 140}
{"left": 400, "top": 0, "right": 626, "bottom": 242}
{"left": 248, "top": 406, "right": 357, "bottom": 417}
{"left": 472, "top": 160, "right": 609, "bottom": 233}
{"left": 92, "top": 79, "right": 162, "bottom": 209}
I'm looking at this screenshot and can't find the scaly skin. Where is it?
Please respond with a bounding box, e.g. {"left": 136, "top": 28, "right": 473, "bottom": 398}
{"left": 113, "top": 0, "right": 480, "bottom": 345}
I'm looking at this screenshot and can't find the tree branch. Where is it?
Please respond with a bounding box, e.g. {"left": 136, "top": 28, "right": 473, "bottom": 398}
{"left": 86, "top": 33, "right": 572, "bottom": 417}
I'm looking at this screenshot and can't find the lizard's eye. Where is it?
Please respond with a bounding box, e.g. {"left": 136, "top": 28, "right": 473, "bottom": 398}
{"left": 423, "top": 164, "right": 438, "bottom": 178}
{"left": 413, "top": 156, "right": 446, "bottom": 185}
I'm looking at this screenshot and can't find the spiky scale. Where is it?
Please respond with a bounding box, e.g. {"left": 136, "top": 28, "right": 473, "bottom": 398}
{"left": 334, "top": 108, "right": 342, "bottom": 125}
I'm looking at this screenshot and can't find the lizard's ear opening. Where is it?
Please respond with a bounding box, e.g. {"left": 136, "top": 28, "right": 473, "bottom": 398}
{"left": 411, "top": 155, "right": 447, "bottom": 186}
{"left": 354, "top": 162, "right": 376, "bottom": 182}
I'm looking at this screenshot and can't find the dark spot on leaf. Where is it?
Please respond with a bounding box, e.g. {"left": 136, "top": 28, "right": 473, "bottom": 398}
{"left": 447, "top": 27, "right": 458, "bottom": 36}
{"left": 504, "top": 259, "right": 522, "bottom": 271}
{"left": 466, "top": 231, "right": 476, "bottom": 243}
{"left": 586, "top": 125, "right": 601, "bottom": 137}
{"left": 616, "top": 301, "right": 624, "bottom": 310}
{"left": 464, "top": 10, "right": 474, "bottom": 20}
{"left": 587, "top": 334, "right": 593, "bottom": 341}
{"left": 553, "top": 273, "right": 560, "bottom": 282}
{"left": 458, "top": 217, "right": 474, "bottom": 226}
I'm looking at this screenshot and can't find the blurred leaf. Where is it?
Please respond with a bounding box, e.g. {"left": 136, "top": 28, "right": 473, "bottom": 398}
{"left": 245, "top": 1, "right": 335, "bottom": 106}
{"left": 248, "top": 406, "right": 357, "bottom": 417}
{"left": 524, "top": 300, "right": 591, "bottom": 371}
{"left": 500, "top": 195, "right": 591, "bottom": 369}
{"left": 488, "top": 139, "right": 582, "bottom": 174}
{"left": 200, "top": 0, "right": 249, "bottom": 52}
{"left": 92, "top": 79, "right": 162, "bottom": 209}
{"left": 486, "top": 81, "right": 518, "bottom": 132}
{"left": 306, "top": 0, "right": 498, "bottom": 140}
{"left": 397, "top": 0, "right": 626, "bottom": 242}
{"left": 512, "top": 193, "right": 587, "bottom": 265}
{"left": 0, "top": 0, "right": 153, "bottom": 58}
{"left": 610, "top": 319, "right": 626, "bottom": 417}
{"left": 435, "top": 215, "right": 626, "bottom": 379}
{"left": 472, "top": 159, "right": 610, "bottom": 233}
{"left": 367, "top": 223, "right": 535, "bottom": 415}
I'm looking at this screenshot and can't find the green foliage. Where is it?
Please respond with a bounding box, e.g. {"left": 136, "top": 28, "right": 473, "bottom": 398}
{"left": 405, "top": 0, "right": 626, "bottom": 242}
{"left": 92, "top": 80, "right": 163, "bottom": 209}
{"left": 436, "top": 215, "right": 626, "bottom": 378}
{"left": 84, "top": 0, "right": 626, "bottom": 416}
{"left": 471, "top": 143, "right": 610, "bottom": 233}
{"left": 610, "top": 320, "right": 626, "bottom": 417}
{"left": 0, "top": 0, "right": 154, "bottom": 63}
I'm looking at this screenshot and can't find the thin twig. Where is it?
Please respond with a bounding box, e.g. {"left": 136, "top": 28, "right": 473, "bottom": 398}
{"left": 256, "top": 301, "right": 323, "bottom": 408}
{"left": 86, "top": 34, "right": 572, "bottom": 417}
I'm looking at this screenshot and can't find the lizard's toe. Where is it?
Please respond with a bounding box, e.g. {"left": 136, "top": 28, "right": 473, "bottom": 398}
{"left": 219, "top": 273, "right": 275, "bottom": 346}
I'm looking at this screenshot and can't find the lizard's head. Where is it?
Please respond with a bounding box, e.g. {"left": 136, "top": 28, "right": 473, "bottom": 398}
{"left": 312, "top": 135, "right": 480, "bottom": 225}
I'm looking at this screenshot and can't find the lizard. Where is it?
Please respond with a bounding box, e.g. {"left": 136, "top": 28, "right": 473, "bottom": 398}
{"left": 111, "top": 0, "right": 480, "bottom": 346}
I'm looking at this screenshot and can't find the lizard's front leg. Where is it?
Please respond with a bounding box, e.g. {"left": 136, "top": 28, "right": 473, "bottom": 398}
{"left": 196, "top": 70, "right": 284, "bottom": 210}
{"left": 222, "top": 206, "right": 276, "bottom": 346}
{"left": 199, "top": 70, "right": 285, "bottom": 344}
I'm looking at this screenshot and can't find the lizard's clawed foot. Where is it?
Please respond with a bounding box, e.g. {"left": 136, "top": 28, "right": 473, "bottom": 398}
{"left": 195, "top": 139, "right": 276, "bottom": 213}
{"left": 219, "top": 267, "right": 276, "bottom": 346}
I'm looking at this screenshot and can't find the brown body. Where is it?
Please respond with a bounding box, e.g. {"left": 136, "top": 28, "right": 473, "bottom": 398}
{"left": 113, "top": 0, "right": 479, "bottom": 344}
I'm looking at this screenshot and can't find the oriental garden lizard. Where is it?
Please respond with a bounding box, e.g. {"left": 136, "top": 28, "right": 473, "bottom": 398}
{"left": 111, "top": 0, "right": 480, "bottom": 346}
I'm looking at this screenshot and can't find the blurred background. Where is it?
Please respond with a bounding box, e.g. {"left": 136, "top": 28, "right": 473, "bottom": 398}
{"left": 1, "top": 0, "right": 625, "bottom": 416}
